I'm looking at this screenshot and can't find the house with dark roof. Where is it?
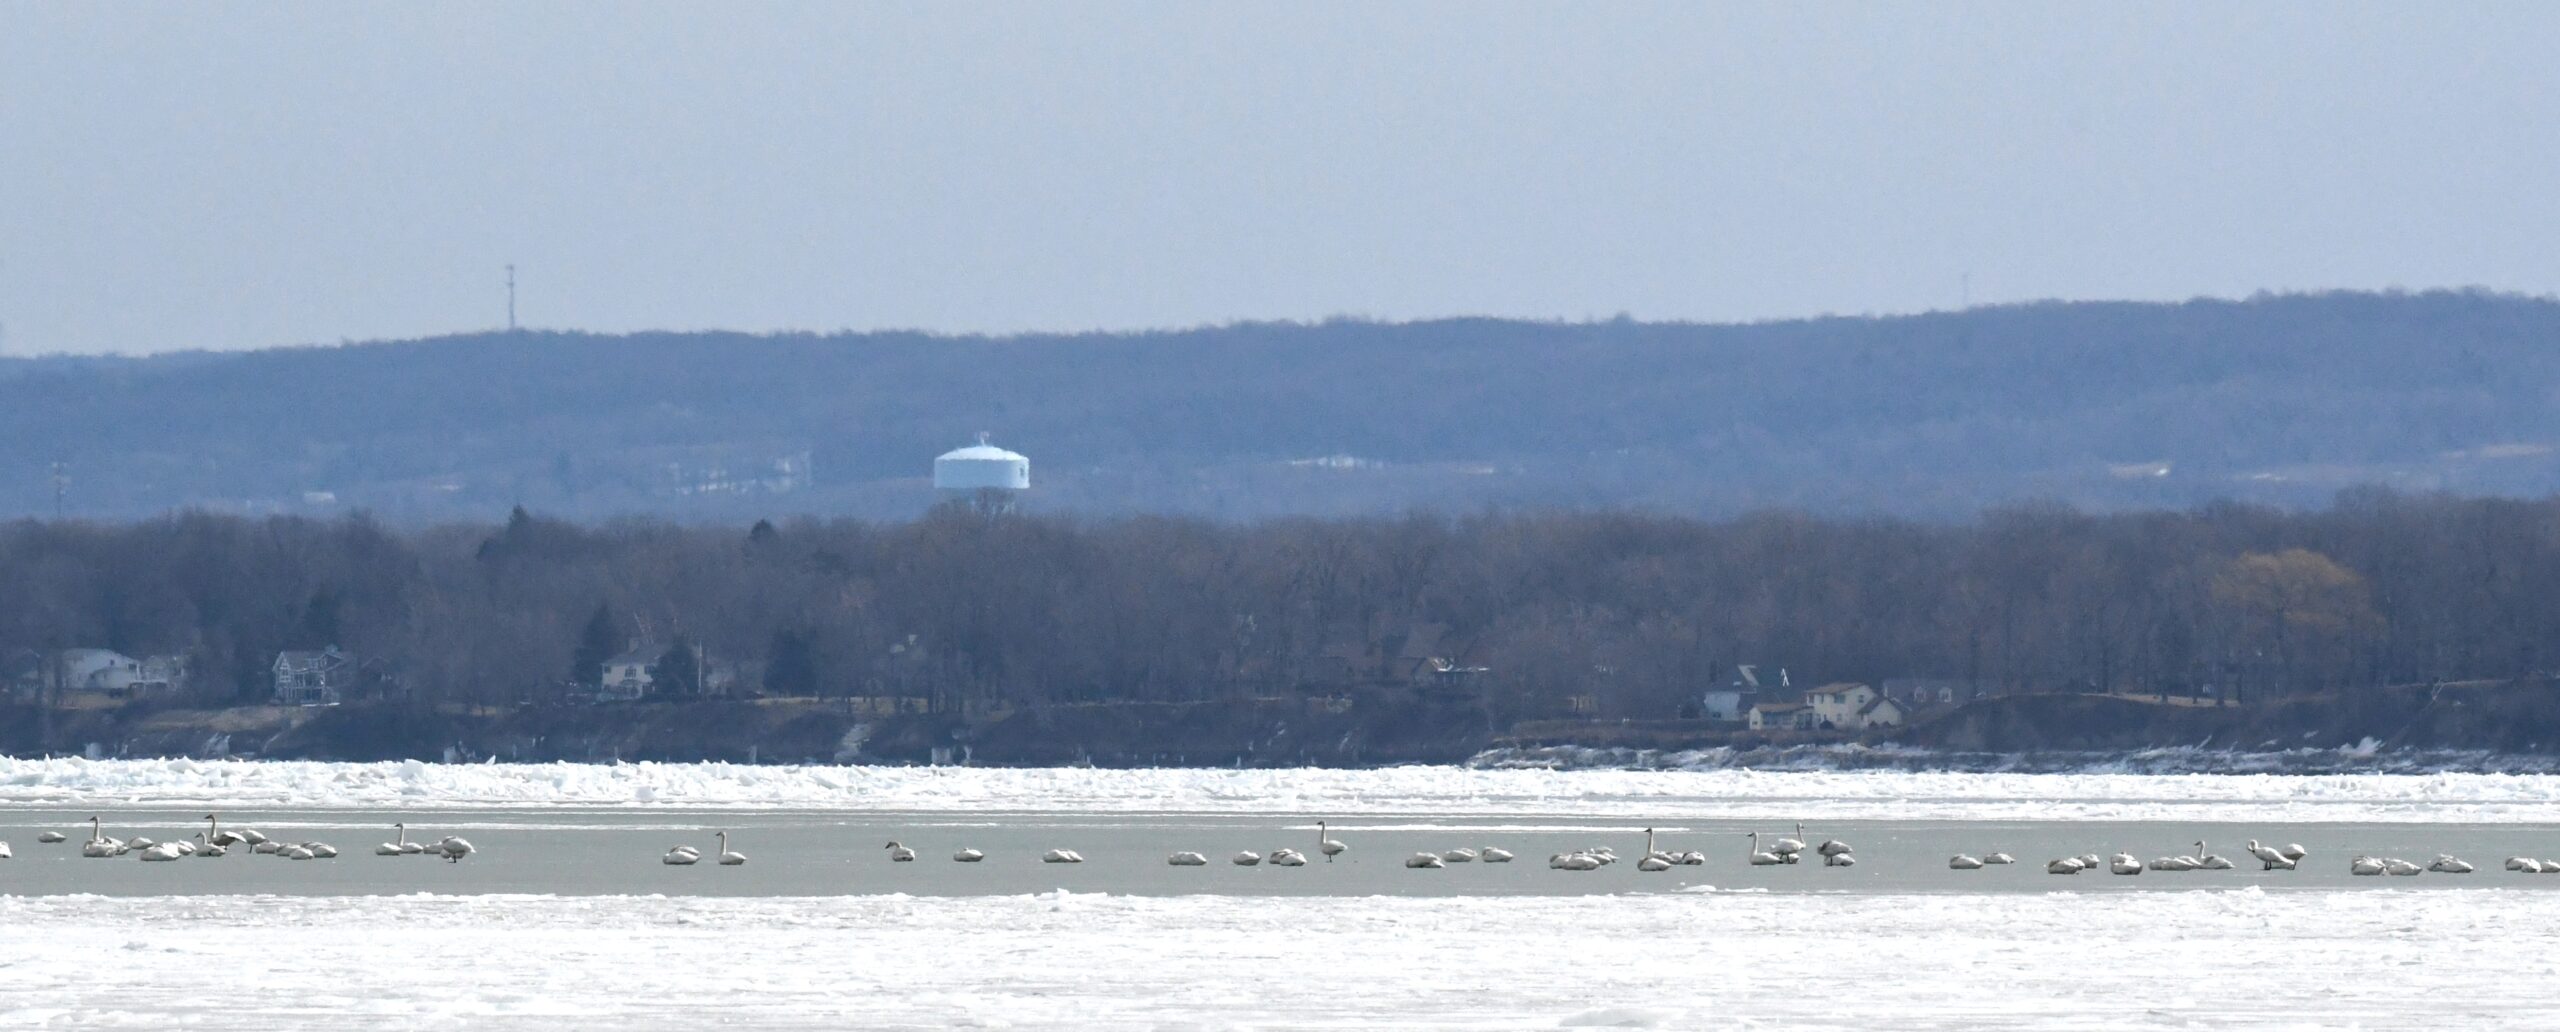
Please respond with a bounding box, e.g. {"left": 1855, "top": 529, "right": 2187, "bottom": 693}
{"left": 273, "top": 647, "right": 353, "bottom": 706}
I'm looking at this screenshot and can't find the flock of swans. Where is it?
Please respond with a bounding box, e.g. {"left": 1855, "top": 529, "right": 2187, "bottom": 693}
{"left": 1, "top": 814, "right": 473, "bottom": 863}
{"left": 9, "top": 815, "right": 2549, "bottom": 882}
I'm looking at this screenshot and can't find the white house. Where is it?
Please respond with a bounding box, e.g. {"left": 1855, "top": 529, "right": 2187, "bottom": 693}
{"left": 273, "top": 647, "right": 354, "bottom": 706}
{"left": 55, "top": 649, "right": 153, "bottom": 696}
{"left": 1803, "top": 682, "right": 1907, "bottom": 730}
{"left": 599, "top": 645, "right": 660, "bottom": 701}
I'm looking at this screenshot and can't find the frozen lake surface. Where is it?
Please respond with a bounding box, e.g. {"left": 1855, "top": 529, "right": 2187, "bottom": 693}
{"left": 10, "top": 761, "right": 2560, "bottom": 1028}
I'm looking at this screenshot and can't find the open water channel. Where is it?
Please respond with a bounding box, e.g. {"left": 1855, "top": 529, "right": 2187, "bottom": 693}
{"left": 8, "top": 806, "right": 2559, "bottom": 896}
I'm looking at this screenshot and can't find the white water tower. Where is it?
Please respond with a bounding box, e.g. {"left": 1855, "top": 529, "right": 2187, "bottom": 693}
{"left": 934, "top": 433, "right": 1029, "bottom": 510}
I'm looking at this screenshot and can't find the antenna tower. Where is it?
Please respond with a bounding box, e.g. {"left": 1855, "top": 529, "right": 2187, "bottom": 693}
{"left": 48, "top": 461, "right": 66, "bottom": 519}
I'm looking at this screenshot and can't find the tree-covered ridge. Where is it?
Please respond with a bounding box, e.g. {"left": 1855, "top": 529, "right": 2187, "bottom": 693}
{"left": 2, "top": 491, "right": 2554, "bottom": 722}
{"left": 2, "top": 289, "right": 2558, "bottom": 521}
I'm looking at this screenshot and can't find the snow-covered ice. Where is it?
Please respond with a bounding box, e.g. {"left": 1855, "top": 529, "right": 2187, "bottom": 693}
{"left": 9, "top": 757, "right": 2560, "bottom": 822}
{"left": 2, "top": 888, "right": 2553, "bottom": 1030}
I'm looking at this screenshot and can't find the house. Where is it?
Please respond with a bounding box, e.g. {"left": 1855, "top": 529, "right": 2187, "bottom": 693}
{"left": 1748, "top": 701, "right": 1819, "bottom": 731}
{"left": 1802, "top": 682, "right": 1910, "bottom": 730}
{"left": 273, "top": 647, "right": 354, "bottom": 706}
{"left": 598, "top": 642, "right": 731, "bottom": 700}
{"left": 1702, "top": 664, "right": 1788, "bottom": 723}
{"left": 1315, "top": 619, "right": 1481, "bottom": 686}
{"left": 599, "top": 645, "right": 661, "bottom": 701}
{"left": 1881, "top": 678, "right": 1989, "bottom": 712}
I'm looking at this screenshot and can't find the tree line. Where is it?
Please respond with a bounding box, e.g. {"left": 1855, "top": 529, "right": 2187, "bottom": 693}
{"left": 0, "top": 489, "right": 2551, "bottom": 723}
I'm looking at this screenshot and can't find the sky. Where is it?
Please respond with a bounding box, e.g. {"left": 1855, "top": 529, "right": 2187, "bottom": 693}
{"left": 4, "top": 2, "right": 2559, "bottom": 356}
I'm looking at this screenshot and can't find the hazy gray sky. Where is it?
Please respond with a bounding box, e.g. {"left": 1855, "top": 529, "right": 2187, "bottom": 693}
{"left": 4, "top": 2, "right": 2557, "bottom": 355}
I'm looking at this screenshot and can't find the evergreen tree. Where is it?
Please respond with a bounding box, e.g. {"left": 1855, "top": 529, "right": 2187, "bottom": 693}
{"left": 570, "top": 604, "right": 619, "bottom": 687}
{"left": 765, "top": 627, "right": 818, "bottom": 697}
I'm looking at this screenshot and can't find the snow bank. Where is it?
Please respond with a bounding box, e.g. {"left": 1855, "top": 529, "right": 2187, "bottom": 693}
{"left": 4, "top": 889, "right": 2556, "bottom": 1030}
{"left": 8, "top": 756, "right": 2560, "bottom": 822}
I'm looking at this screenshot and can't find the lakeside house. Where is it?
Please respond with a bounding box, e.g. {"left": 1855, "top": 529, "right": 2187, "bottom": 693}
{"left": 1702, "top": 664, "right": 1788, "bottom": 723}
{"left": 1802, "top": 682, "right": 1906, "bottom": 730}
{"left": 273, "top": 647, "right": 354, "bottom": 706}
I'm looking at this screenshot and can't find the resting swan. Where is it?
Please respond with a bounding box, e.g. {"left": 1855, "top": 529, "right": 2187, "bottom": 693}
{"left": 1948, "top": 854, "right": 1985, "bottom": 870}
{"left": 1480, "top": 847, "right": 1515, "bottom": 863}
{"left": 1233, "top": 851, "right": 1263, "bottom": 866}
{"left": 884, "top": 841, "right": 917, "bottom": 862}
{"left": 1746, "top": 832, "right": 1785, "bottom": 866}
{"left": 2427, "top": 854, "right": 2473, "bottom": 874}
{"left": 951, "top": 847, "right": 984, "bottom": 863}
{"left": 2350, "top": 855, "right": 2387, "bottom": 876}
{"left": 378, "top": 823, "right": 415, "bottom": 856}
{"left": 2109, "top": 853, "right": 2143, "bottom": 875}
{"left": 1041, "top": 848, "right": 1084, "bottom": 864}
{"left": 663, "top": 845, "right": 700, "bottom": 865}
{"left": 1267, "top": 848, "right": 1307, "bottom": 867}
{"left": 1550, "top": 851, "right": 1601, "bottom": 871}
{"left": 1167, "top": 851, "right": 1209, "bottom": 866}
{"left": 2047, "top": 857, "right": 2085, "bottom": 874}
{"left": 718, "top": 832, "right": 746, "bottom": 866}
{"left": 2509, "top": 856, "right": 2544, "bottom": 873}
{"left": 1770, "top": 823, "right": 1807, "bottom": 862}
{"left": 1404, "top": 852, "right": 1445, "bottom": 869}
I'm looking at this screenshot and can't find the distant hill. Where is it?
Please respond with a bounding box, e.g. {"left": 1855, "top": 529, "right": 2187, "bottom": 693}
{"left": 7, "top": 289, "right": 2560, "bottom": 522}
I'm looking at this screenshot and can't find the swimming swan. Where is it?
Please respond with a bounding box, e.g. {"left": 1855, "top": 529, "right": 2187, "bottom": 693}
{"left": 718, "top": 832, "right": 746, "bottom": 866}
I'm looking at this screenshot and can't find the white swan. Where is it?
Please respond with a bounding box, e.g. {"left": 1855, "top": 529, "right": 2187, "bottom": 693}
{"left": 2507, "top": 856, "right": 2543, "bottom": 873}
{"left": 2246, "top": 839, "right": 2290, "bottom": 870}
{"left": 1948, "top": 854, "right": 1985, "bottom": 870}
{"left": 1746, "top": 832, "right": 1785, "bottom": 867}
{"left": 1268, "top": 848, "right": 1307, "bottom": 867}
{"left": 1550, "top": 851, "right": 1602, "bottom": 871}
{"left": 1587, "top": 846, "right": 1618, "bottom": 865}
{"left": 1404, "top": 852, "right": 1445, "bottom": 869}
{"left": 304, "top": 842, "right": 338, "bottom": 858}
{"left": 253, "top": 840, "right": 281, "bottom": 854}
{"left": 82, "top": 817, "right": 118, "bottom": 858}
{"left": 378, "top": 823, "right": 412, "bottom": 856}
{"left": 1824, "top": 851, "right": 1856, "bottom": 867}
{"left": 1481, "top": 846, "right": 1515, "bottom": 863}
{"left": 1983, "top": 853, "right": 2015, "bottom": 865}
{"left": 435, "top": 837, "right": 473, "bottom": 863}
{"left": 2383, "top": 857, "right": 2423, "bottom": 876}
{"left": 1167, "top": 851, "right": 1209, "bottom": 866}
{"left": 2077, "top": 852, "right": 2103, "bottom": 870}
{"left": 1317, "top": 821, "right": 1347, "bottom": 862}
{"left": 1041, "top": 848, "right": 1083, "bottom": 864}
{"left": 884, "top": 841, "right": 917, "bottom": 862}
{"left": 129, "top": 836, "right": 157, "bottom": 849}
{"left": 663, "top": 845, "right": 700, "bottom": 865}
{"left": 139, "top": 841, "right": 183, "bottom": 862}
{"left": 952, "top": 847, "right": 984, "bottom": 863}
{"left": 1441, "top": 847, "right": 1479, "bottom": 863}
{"left": 2349, "top": 855, "right": 2387, "bottom": 876}
{"left": 282, "top": 844, "right": 317, "bottom": 860}
{"left": 2427, "top": 854, "right": 2473, "bottom": 874}
{"left": 2109, "top": 853, "right": 2142, "bottom": 875}
{"left": 2194, "top": 841, "right": 2234, "bottom": 870}
{"left": 0, "top": 841, "right": 12, "bottom": 860}
{"left": 2278, "top": 843, "right": 2307, "bottom": 861}
{"left": 238, "top": 828, "right": 269, "bottom": 846}
{"left": 1817, "top": 837, "right": 1853, "bottom": 858}
{"left": 1636, "top": 831, "right": 1673, "bottom": 872}
{"left": 191, "top": 833, "right": 225, "bottom": 858}
{"left": 204, "top": 814, "right": 250, "bottom": 848}
{"left": 717, "top": 831, "right": 746, "bottom": 866}
{"left": 1233, "top": 851, "right": 1263, "bottom": 866}
{"left": 2047, "top": 857, "right": 2085, "bottom": 874}
{"left": 2540, "top": 858, "right": 2560, "bottom": 873}
{"left": 1770, "top": 823, "right": 1806, "bottom": 861}
{"left": 35, "top": 831, "right": 64, "bottom": 844}
{"left": 2146, "top": 854, "right": 2198, "bottom": 872}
